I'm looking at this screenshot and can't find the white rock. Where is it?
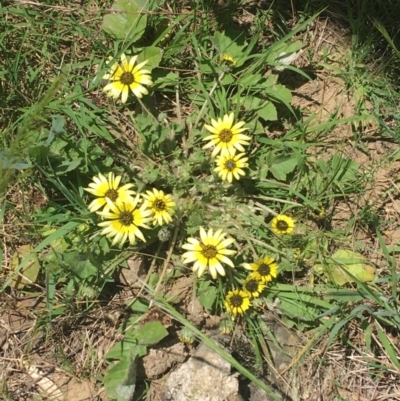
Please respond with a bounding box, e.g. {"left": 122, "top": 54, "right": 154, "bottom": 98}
{"left": 162, "top": 341, "right": 238, "bottom": 401}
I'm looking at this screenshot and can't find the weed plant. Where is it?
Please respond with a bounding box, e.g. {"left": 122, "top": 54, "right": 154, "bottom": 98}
{"left": 1, "top": 0, "right": 400, "bottom": 400}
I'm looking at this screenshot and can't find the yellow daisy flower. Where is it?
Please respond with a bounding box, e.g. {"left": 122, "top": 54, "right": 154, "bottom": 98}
{"left": 182, "top": 227, "right": 236, "bottom": 279}
{"left": 84, "top": 172, "right": 135, "bottom": 213}
{"left": 97, "top": 196, "right": 152, "bottom": 246}
{"left": 103, "top": 53, "right": 153, "bottom": 104}
{"left": 214, "top": 152, "right": 248, "bottom": 183}
{"left": 225, "top": 289, "right": 251, "bottom": 316}
{"left": 242, "top": 275, "right": 266, "bottom": 299}
{"left": 220, "top": 54, "right": 237, "bottom": 66}
{"left": 142, "top": 188, "right": 176, "bottom": 226}
{"left": 242, "top": 257, "right": 278, "bottom": 283}
{"left": 271, "top": 214, "right": 295, "bottom": 235}
{"left": 202, "top": 113, "right": 251, "bottom": 157}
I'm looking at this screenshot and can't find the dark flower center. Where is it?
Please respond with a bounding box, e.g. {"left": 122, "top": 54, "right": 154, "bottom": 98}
{"left": 258, "top": 263, "right": 271, "bottom": 277}
{"left": 230, "top": 294, "right": 244, "bottom": 308}
{"left": 224, "top": 159, "right": 236, "bottom": 171}
{"left": 119, "top": 211, "right": 134, "bottom": 226}
{"left": 105, "top": 188, "right": 119, "bottom": 202}
{"left": 120, "top": 71, "right": 135, "bottom": 85}
{"left": 154, "top": 199, "right": 166, "bottom": 211}
{"left": 245, "top": 279, "right": 259, "bottom": 293}
{"left": 222, "top": 58, "right": 235, "bottom": 66}
{"left": 219, "top": 128, "right": 233, "bottom": 143}
{"left": 201, "top": 244, "right": 218, "bottom": 259}
{"left": 276, "top": 220, "right": 289, "bottom": 231}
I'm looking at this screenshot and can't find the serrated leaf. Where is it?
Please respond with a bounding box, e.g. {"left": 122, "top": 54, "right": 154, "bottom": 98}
{"left": 102, "top": 0, "right": 148, "bottom": 42}
{"left": 10, "top": 245, "right": 40, "bottom": 289}
{"left": 136, "top": 321, "right": 168, "bottom": 346}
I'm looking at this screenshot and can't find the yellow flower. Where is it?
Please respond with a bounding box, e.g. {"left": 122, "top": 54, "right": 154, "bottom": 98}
{"left": 84, "top": 172, "right": 135, "bottom": 212}
{"left": 214, "top": 152, "right": 248, "bottom": 183}
{"left": 242, "top": 257, "right": 278, "bottom": 283}
{"left": 179, "top": 328, "right": 195, "bottom": 345}
{"left": 202, "top": 113, "right": 251, "bottom": 157}
{"left": 220, "top": 54, "right": 237, "bottom": 66}
{"left": 219, "top": 317, "right": 234, "bottom": 334}
{"left": 242, "top": 275, "right": 266, "bottom": 299}
{"left": 182, "top": 227, "right": 236, "bottom": 279}
{"left": 313, "top": 206, "right": 326, "bottom": 219}
{"left": 271, "top": 214, "right": 295, "bottom": 235}
{"left": 97, "top": 196, "right": 152, "bottom": 246}
{"left": 293, "top": 248, "right": 302, "bottom": 260}
{"left": 103, "top": 53, "right": 153, "bottom": 104}
{"left": 142, "top": 188, "right": 176, "bottom": 226}
{"left": 225, "top": 289, "right": 250, "bottom": 316}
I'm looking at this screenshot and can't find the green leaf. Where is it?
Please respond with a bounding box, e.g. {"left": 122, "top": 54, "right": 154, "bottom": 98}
{"left": 129, "top": 298, "right": 149, "bottom": 314}
{"left": 105, "top": 339, "right": 138, "bottom": 360}
{"left": 0, "top": 151, "right": 31, "bottom": 170}
{"left": 62, "top": 252, "right": 99, "bottom": 279}
{"left": 56, "top": 159, "right": 81, "bottom": 174}
{"left": 152, "top": 71, "right": 179, "bottom": 89}
{"left": 277, "top": 295, "right": 320, "bottom": 321}
{"left": 104, "top": 353, "right": 138, "bottom": 400}
{"left": 50, "top": 115, "right": 65, "bottom": 134}
{"left": 266, "top": 40, "right": 304, "bottom": 66}
{"left": 211, "top": 30, "right": 245, "bottom": 61}
{"left": 137, "top": 46, "right": 162, "bottom": 70}
{"left": 332, "top": 249, "right": 376, "bottom": 284}
{"left": 269, "top": 157, "right": 297, "bottom": 181}
{"left": 136, "top": 322, "right": 169, "bottom": 346}
{"left": 10, "top": 245, "right": 40, "bottom": 289}
{"left": 198, "top": 281, "right": 217, "bottom": 310}
{"left": 376, "top": 325, "right": 400, "bottom": 368}
{"left": 47, "top": 115, "right": 65, "bottom": 145}
{"left": 264, "top": 84, "right": 292, "bottom": 104}
{"left": 315, "top": 250, "right": 376, "bottom": 286}
{"left": 221, "top": 73, "right": 235, "bottom": 85}
{"left": 102, "top": 0, "right": 148, "bottom": 42}
{"left": 239, "top": 73, "right": 263, "bottom": 87}
{"left": 257, "top": 101, "right": 277, "bottom": 121}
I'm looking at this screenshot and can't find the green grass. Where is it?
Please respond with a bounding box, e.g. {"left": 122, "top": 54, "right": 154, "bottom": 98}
{"left": 1, "top": 0, "right": 400, "bottom": 400}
